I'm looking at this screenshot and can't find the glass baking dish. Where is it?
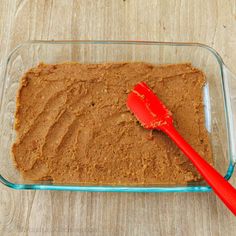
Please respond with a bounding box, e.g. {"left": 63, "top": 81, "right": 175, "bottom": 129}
{"left": 0, "top": 40, "right": 236, "bottom": 192}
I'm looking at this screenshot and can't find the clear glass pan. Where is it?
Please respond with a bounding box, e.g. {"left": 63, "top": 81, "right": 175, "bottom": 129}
{"left": 0, "top": 40, "right": 236, "bottom": 192}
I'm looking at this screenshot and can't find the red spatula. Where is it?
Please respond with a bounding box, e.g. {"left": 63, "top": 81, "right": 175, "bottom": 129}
{"left": 127, "top": 82, "right": 236, "bottom": 215}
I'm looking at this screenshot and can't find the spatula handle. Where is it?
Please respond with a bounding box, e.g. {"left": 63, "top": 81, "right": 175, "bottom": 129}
{"left": 162, "top": 124, "right": 236, "bottom": 216}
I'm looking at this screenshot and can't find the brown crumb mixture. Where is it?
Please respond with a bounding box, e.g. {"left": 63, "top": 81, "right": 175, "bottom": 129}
{"left": 12, "top": 62, "right": 212, "bottom": 185}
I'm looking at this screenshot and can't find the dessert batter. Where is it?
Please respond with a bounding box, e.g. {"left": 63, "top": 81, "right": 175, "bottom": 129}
{"left": 12, "top": 62, "right": 212, "bottom": 185}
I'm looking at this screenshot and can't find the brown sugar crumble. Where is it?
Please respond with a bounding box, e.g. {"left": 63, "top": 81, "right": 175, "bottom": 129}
{"left": 12, "top": 62, "right": 213, "bottom": 185}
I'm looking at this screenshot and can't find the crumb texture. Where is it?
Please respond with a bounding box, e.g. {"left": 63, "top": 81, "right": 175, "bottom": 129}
{"left": 12, "top": 62, "right": 212, "bottom": 185}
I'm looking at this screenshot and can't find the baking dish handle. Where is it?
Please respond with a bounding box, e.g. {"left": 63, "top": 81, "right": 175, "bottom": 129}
{"left": 223, "top": 65, "right": 236, "bottom": 165}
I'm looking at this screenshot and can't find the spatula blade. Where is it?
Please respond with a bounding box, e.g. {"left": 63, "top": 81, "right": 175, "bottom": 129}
{"left": 126, "top": 82, "right": 173, "bottom": 129}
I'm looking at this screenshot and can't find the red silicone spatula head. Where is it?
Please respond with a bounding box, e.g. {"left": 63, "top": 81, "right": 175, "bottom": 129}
{"left": 126, "top": 82, "right": 173, "bottom": 129}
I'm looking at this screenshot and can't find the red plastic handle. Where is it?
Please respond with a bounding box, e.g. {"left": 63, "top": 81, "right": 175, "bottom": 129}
{"left": 162, "top": 124, "right": 236, "bottom": 216}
